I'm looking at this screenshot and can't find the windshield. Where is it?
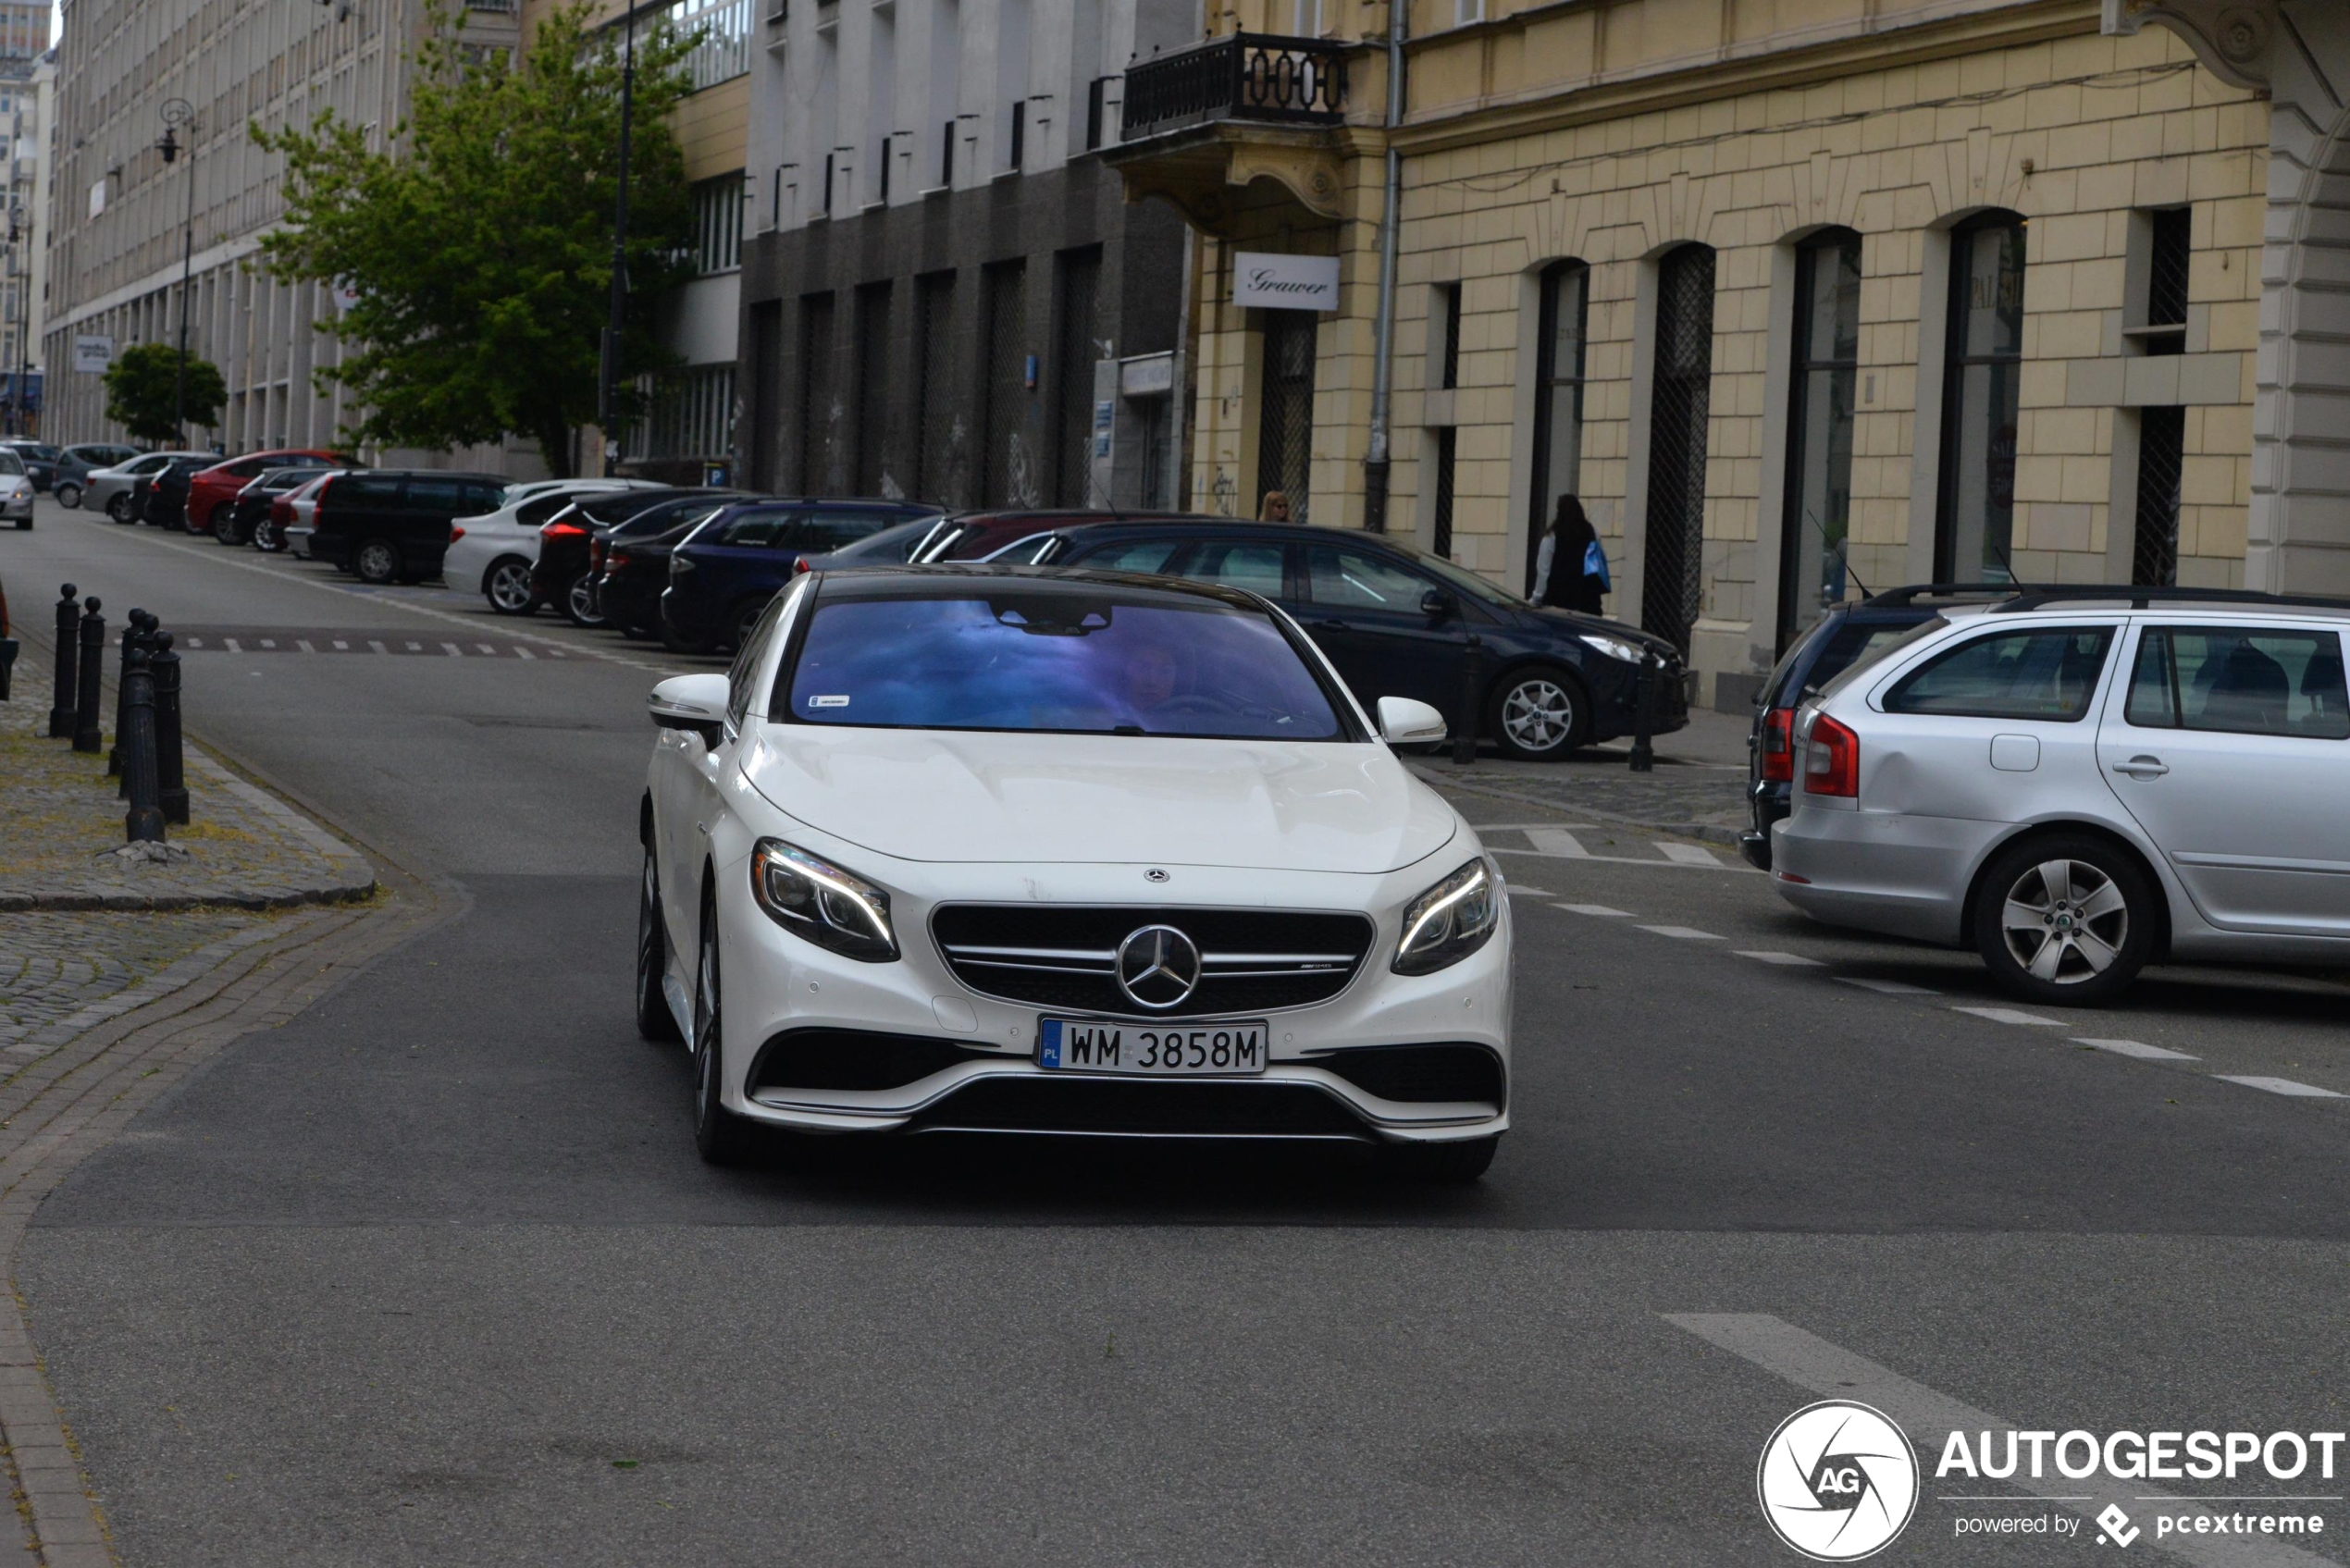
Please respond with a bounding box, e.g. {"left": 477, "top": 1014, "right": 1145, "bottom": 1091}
{"left": 781, "top": 586, "right": 1353, "bottom": 741}
{"left": 829, "top": 515, "right": 947, "bottom": 562}
{"left": 1396, "top": 545, "right": 1531, "bottom": 610}
{"left": 0, "top": 450, "right": 23, "bottom": 476}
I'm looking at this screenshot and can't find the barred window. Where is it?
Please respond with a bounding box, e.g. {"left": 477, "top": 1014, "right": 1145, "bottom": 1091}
{"left": 664, "top": 0, "right": 754, "bottom": 91}
{"left": 692, "top": 175, "right": 744, "bottom": 274}
{"left": 635, "top": 364, "right": 738, "bottom": 462}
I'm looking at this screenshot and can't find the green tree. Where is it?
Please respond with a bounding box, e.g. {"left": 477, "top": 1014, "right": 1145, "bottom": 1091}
{"left": 102, "top": 342, "right": 228, "bottom": 447}
{"left": 253, "top": 3, "right": 699, "bottom": 475}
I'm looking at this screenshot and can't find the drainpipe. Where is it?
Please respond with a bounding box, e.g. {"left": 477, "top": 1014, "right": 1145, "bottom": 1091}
{"left": 1360, "top": 0, "right": 1406, "bottom": 533}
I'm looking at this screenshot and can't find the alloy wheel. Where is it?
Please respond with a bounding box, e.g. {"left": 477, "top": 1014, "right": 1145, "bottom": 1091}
{"left": 488, "top": 561, "right": 536, "bottom": 614}
{"left": 565, "top": 574, "right": 606, "bottom": 627}
{"left": 55, "top": 484, "right": 80, "bottom": 510}
{"left": 1999, "top": 858, "right": 2129, "bottom": 984}
{"left": 356, "top": 540, "right": 399, "bottom": 583}
{"left": 1500, "top": 678, "right": 1576, "bottom": 754}
{"left": 693, "top": 919, "right": 720, "bottom": 1131}
{"left": 253, "top": 518, "right": 282, "bottom": 552}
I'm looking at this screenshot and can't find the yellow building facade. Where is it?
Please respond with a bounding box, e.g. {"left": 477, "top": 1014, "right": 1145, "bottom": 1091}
{"left": 1111, "top": 0, "right": 2331, "bottom": 709}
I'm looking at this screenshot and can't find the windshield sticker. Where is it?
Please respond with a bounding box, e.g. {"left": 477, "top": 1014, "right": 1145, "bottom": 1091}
{"left": 809, "top": 695, "right": 851, "bottom": 709}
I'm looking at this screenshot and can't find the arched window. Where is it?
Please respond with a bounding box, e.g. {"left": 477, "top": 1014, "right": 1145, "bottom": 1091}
{"left": 1937, "top": 212, "right": 2027, "bottom": 582}
{"left": 1780, "top": 228, "right": 1862, "bottom": 649}
{"left": 1525, "top": 260, "right": 1589, "bottom": 593}
{"left": 1644, "top": 243, "right": 1714, "bottom": 654}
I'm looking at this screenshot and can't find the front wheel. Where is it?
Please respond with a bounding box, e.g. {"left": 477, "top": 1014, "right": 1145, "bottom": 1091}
{"left": 563, "top": 572, "right": 606, "bottom": 628}
{"left": 252, "top": 517, "right": 285, "bottom": 552}
{"left": 692, "top": 893, "right": 757, "bottom": 1165}
{"left": 54, "top": 483, "right": 80, "bottom": 510}
{"left": 637, "top": 845, "right": 683, "bottom": 1043}
{"left": 1486, "top": 667, "right": 1591, "bottom": 760}
{"left": 1382, "top": 1136, "right": 1500, "bottom": 1183}
{"left": 1973, "top": 835, "right": 2156, "bottom": 1006}
{"left": 353, "top": 538, "right": 402, "bottom": 584}
{"left": 485, "top": 559, "right": 538, "bottom": 616}
{"left": 211, "top": 507, "right": 241, "bottom": 545}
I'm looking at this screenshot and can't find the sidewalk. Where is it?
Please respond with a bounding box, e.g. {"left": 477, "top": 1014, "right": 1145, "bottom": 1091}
{"left": 1409, "top": 708, "right": 1752, "bottom": 847}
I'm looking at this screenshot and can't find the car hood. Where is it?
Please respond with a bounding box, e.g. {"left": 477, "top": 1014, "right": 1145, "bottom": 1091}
{"left": 1527, "top": 604, "right": 1674, "bottom": 648}
{"left": 740, "top": 727, "right": 1458, "bottom": 873}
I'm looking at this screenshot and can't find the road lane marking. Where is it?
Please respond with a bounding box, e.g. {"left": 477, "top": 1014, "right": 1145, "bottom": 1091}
{"left": 405, "top": 640, "right": 423, "bottom": 651}
{"left": 367, "top": 640, "right": 388, "bottom": 655}
{"left": 1664, "top": 1313, "right": 2333, "bottom": 1568}
{"left": 1951, "top": 1006, "right": 2064, "bottom": 1026}
{"left": 1526, "top": 827, "right": 1589, "bottom": 858}
{"left": 476, "top": 642, "right": 496, "bottom": 654}
{"left": 1638, "top": 924, "right": 1722, "bottom": 941}
{"left": 258, "top": 638, "right": 276, "bottom": 648}
{"left": 296, "top": 639, "right": 315, "bottom": 653}
{"left": 514, "top": 646, "right": 535, "bottom": 660}
{"left": 1555, "top": 903, "right": 1632, "bottom": 918}
{"left": 441, "top": 642, "right": 463, "bottom": 657}
{"left": 1736, "top": 950, "right": 1823, "bottom": 967}
{"left": 1653, "top": 841, "right": 1723, "bottom": 867}
{"left": 223, "top": 637, "right": 241, "bottom": 652}
{"left": 2215, "top": 1076, "right": 2344, "bottom": 1098}
{"left": 2074, "top": 1037, "right": 2198, "bottom": 1061}
{"left": 1837, "top": 978, "right": 1939, "bottom": 995}
{"left": 332, "top": 639, "right": 349, "bottom": 649}
{"left": 1502, "top": 886, "right": 1555, "bottom": 897}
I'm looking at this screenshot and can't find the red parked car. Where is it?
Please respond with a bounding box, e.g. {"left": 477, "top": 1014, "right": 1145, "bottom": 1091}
{"left": 187, "top": 450, "right": 344, "bottom": 538}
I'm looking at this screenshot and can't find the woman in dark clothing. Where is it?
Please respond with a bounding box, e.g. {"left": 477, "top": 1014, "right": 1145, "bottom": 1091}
{"left": 1532, "top": 495, "right": 1604, "bottom": 613}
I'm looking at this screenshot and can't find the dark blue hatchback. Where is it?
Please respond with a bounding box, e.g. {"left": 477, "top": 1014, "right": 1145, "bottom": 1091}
{"left": 660, "top": 499, "right": 942, "bottom": 651}
{"left": 997, "top": 519, "right": 1688, "bottom": 758}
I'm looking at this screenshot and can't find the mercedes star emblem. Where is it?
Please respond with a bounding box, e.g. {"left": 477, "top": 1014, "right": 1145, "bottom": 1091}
{"left": 1114, "top": 924, "right": 1201, "bottom": 1010}
{"left": 1144, "top": 868, "right": 1170, "bottom": 883}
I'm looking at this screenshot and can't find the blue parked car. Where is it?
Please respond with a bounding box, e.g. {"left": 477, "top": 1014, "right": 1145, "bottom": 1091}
{"left": 985, "top": 517, "right": 1688, "bottom": 759}
{"left": 659, "top": 498, "right": 942, "bottom": 652}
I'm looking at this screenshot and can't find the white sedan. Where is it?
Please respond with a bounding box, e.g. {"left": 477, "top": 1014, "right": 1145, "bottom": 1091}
{"left": 444, "top": 478, "right": 665, "bottom": 613}
{"left": 637, "top": 566, "right": 1513, "bottom": 1179}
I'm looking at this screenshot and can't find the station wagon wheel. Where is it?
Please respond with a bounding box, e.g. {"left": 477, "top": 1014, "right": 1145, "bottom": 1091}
{"left": 1973, "top": 834, "right": 2155, "bottom": 1006}
{"left": 252, "top": 517, "right": 283, "bottom": 552}
{"left": 1486, "top": 666, "right": 1590, "bottom": 760}
{"left": 485, "top": 559, "right": 538, "bottom": 615}
{"left": 354, "top": 538, "right": 402, "bottom": 584}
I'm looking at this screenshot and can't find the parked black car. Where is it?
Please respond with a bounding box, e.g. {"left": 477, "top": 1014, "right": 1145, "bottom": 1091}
{"left": 217, "top": 466, "right": 326, "bottom": 547}
{"left": 532, "top": 489, "right": 736, "bottom": 626}
{"left": 592, "top": 500, "right": 750, "bottom": 636}
{"left": 0, "top": 441, "right": 63, "bottom": 493}
{"left": 989, "top": 519, "right": 1688, "bottom": 758}
{"left": 51, "top": 444, "right": 140, "bottom": 510}
{"left": 308, "top": 470, "right": 511, "bottom": 583}
{"left": 1738, "top": 585, "right": 2022, "bottom": 870}
{"left": 130, "top": 455, "right": 213, "bottom": 529}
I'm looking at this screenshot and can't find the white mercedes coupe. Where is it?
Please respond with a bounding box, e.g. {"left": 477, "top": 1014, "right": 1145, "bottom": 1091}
{"left": 637, "top": 566, "right": 1513, "bottom": 1180}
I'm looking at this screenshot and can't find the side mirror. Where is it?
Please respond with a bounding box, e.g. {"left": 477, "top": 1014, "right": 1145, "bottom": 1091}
{"left": 649, "top": 673, "right": 730, "bottom": 748}
{"left": 1377, "top": 696, "right": 1448, "bottom": 747}
{"left": 1420, "top": 587, "right": 1457, "bottom": 620}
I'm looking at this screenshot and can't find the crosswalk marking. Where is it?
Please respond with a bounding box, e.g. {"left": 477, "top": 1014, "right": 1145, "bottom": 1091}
{"left": 2216, "top": 1076, "right": 2344, "bottom": 1098}
{"left": 1525, "top": 827, "right": 1589, "bottom": 858}
{"left": 1652, "top": 841, "right": 1722, "bottom": 867}
{"left": 223, "top": 637, "right": 241, "bottom": 652}
{"left": 514, "top": 646, "right": 535, "bottom": 660}
{"left": 296, "top": 639, "right": 315, "bottom": 653}
{"left": 1736, "top": 950, "right": 1822, "bottom": 967}
{"left": 1555, "top": 903, "right": 1632, "bottom": 918}
{"left": 1950, "top": 1005, "right": 2063, "bottom": 1027}
{"left": 368, "top": 640, "right": 389, "bottom": 655}
{"left": 1638, "top": 924, "right": 1722, "bottom": 941}
{"left": 2072, "top": 1037, "right": 2197, "bottom": 1062}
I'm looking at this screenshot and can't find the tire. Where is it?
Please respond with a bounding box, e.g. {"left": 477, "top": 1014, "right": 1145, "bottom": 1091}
{"left": 55, "top": 483, "right": 80, "bottom": 510}
{"left": 211, "top": 506, "right": 241, "bottom": 545}
{"left": 563, "top": 572, "right": 607, "bottom": 628}
{"left": 730, "top": 598, "right": 768, "bottom": 653}
{"left": 1973, "top": 833, "right": 2156, "bottom": 1006}
{"left": 1486, "top": 666, "right": 1591, "bottom": 760}
{"left": 1383, "top": 1136, "right": 1500, "bottom": 1183}
{"left": 691, "top": 888, "right": 757, "bottom": 1165}
{"left": 253, "top": 517, "right": 285, "bottom": 553}
{"left": 637, "top": 843, "right": 684, "bottom": 1043}
{"left": 105, "top": 492, "right": 132, "bottom": 524}
{"left": 484, "top": 558, "right": 538, "bottom": 616}
{"left": 353, "top": 538, "right": 402, "bottom": 585}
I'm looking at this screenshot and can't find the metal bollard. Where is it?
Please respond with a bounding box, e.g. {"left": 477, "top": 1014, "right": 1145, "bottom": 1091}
{"left": 1454, "top": 635, "right": 1482, "bottom": 766}
{"left": 109, "top": 611, "right": 153, "bottom": 778}
{"left": 153, "top": 632, "right": 188, "bottom": 825}
{"left": 0, "top": 633, "right": 16, "bottom": 702}
{"left": 45, "top": 583, "right": 77, "bottom": 737}
{"left": 1629, "top": 652, "right": 1658, "bottom": 773}
{"left": 72, "top": 598, "right": 106, "bottom": 752}
{"left": 120, "top": 646, "right": 165, "bottom": 844}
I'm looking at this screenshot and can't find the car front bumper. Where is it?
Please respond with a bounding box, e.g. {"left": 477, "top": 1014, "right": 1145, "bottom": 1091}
{"left": 0, "top": 491, "right": 31, "bottom": 520}
{"left": 688, "top": 845, "right": 1515, "bottom": 1145}
{"left": 1769, "top": 806, "right": 2011, "bottom": 946}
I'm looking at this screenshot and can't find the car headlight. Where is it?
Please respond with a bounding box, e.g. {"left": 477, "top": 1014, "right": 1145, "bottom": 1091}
{"left": 1392, "top": 857, "right": 1501, "bottom": 976}
{"left": 1578, "top": 633, "right": 1646, "bottom": 663}
{"left": 749, "top": 838, "right": 898, "bottom": 962}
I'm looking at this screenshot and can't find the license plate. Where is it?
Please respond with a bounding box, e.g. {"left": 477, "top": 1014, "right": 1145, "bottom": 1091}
{"left": 1036, "top": 1018, "right": 1268, "bottom": 1077}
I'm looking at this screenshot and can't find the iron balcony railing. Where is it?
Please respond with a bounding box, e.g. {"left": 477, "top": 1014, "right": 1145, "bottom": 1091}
{"left": 1119, "top": 31, "right": 1347, "bottom": 142}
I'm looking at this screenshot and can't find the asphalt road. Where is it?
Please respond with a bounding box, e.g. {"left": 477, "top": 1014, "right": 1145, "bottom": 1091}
{"left": 6, "top": 500, "right": 2349, "bottom": 1566}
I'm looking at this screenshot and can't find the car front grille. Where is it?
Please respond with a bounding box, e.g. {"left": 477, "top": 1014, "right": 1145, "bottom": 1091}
{"left": 909, "top": 1076, "right": 1372, "bottom": 1139}
{"left": 931, "top": 905, "right": 1377, "bottom": 1019}
{"left": 1309, "top": 1043, "right": 1503, "bottom": 1106}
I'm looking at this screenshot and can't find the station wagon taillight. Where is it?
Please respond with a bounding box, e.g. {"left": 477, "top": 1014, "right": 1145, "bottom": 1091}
{"left": 1803, "top": 714, "right": 1861, "bottom": 798}
{"left": 1760, "top": 708, "right": 1794, "bottom": 783}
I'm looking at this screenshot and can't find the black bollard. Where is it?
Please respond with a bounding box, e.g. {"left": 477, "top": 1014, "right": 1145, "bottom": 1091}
{"left": 71, "top": 598, "right": 106, "bottom": 752}
{"left": 109, "top": 611, "right": 153, "bottom": 778}
{"left": 153, "top": 632, "right": 188, "bottom": 825}
{"left": 121, "top": 646, "right": 165, "bottom": 844}
{"left": 1629, "top": 652, "right": 1657, "bottom": 773}
{"left": 1453, "top": 635, "right": 1482, "bottom": 766}
{"left": 45, "top": 582, "right": 77, "bottom": 737}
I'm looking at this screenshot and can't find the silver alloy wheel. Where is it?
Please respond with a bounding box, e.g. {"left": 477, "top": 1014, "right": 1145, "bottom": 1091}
{"left": 55, "top": 483, "right": 80, "bottom": 510}
{"left": 487, "top": 560, "right": 536, "bottom": 612}
{"left": 356, "top": 539, "right": 399, "bottom": 582}
{"left": 105, "top": 493, "right": 131, "bottom": 523}
{"left": 566, "top": 574, "right": 604, "bottom": 625}
{"left": 2000, "top": 858, "right": 2129, "bottom": 984}
{"left": 1500, "top": 678, "right": 1576, "bottom": 754}
{"left": 253, "top": 517, "right": 280, "bottom": 551}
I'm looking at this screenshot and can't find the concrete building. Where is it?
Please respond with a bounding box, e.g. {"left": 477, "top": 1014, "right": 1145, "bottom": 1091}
{"left": 736, "top": 0, "right": 1195, "bottom": 508}
{"left": 42, "top": 0, "right": 523, "bottom": 459}
{"left": 1108, "top": 0, "right": 2347, "bottom": 710}
{"left": 0, "top": 1, "right": 51, "bottom": 435}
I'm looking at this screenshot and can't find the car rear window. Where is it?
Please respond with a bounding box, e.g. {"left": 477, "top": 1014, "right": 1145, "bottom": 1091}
{"left": 1883, "top": 626, "right": 2115, "bottom": 722}
{"left": 780, "top": 586, "right": 1351, "bottom": 741}
{"left": 2124, "top": 626, "right": 2350, "bottom": 740}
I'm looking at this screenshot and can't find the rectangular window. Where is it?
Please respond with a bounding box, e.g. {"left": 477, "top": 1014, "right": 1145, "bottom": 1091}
{"left": 1436, "top": 282, "right": 1461, "bottom": 391}
{"left": 1055, "top": 246, "right": 1102, "bottom": 506}
{"left": 1257, "top": 312, "right": 1317, "bottom": 524}
{"left": 1780, "top": 230, "right": 1861, "bottom": 650}
{"left": 855, "top": 283, "right": 892, "bottom": 496}
{"left": 915, "top": 271, "right": 957, "bottom": 502}
{"left": 1885, "top": 626, "right": 2114, "bottom": 722}
{"left": 2132, "top": 405, "right": 2185, "bottom": 588}
{"left": 1431, "top": 426, "right": 1456, "bottom": 561}
{"left": 981, "top": 261, "right": 1028, "bottom": 506}
{"left": 691, "top": 175, "right": 744, "bottom": 273}
{"left": 1526, "top": 261, "right": 1588, "bottom": 593}
{"left": 1454, "top": 0, "right": 1484, "bottom": 23}
{"left": 1008, "top": 98, "right": 1025, "bottom": 170}
{"left": 1085, "top": 77, "right": 1107, "bottom": 151}
{"left": 1644, "top": 244, "right": 1716, "bottom": 655}
{"left": 2126, "top": 627, "right": 2349, "bottom": 739}
{"left": 798, "top": 290, "right": 835, "bottom": 492}
{"left": 1936, "top": 216, "right": 2026, "bottom": 583}
{"left": 636, "top": 364, "right": 738, "bottom": 460}
{"left": 2138, "top": 205, "right": 2191, "bottom": 357}
{"left": 931, "top": 0, "right": 961, "bottom": 185}
{"left": 668, "top": 0, "right": 755, "bottom": 90}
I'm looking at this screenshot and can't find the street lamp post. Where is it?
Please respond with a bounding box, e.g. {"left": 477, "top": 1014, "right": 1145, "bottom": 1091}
{"left": 597, "top": 0, "right": 643, "bottom": 469}
{"left": 157, "top": 99, "right": 197, "bottom": 447}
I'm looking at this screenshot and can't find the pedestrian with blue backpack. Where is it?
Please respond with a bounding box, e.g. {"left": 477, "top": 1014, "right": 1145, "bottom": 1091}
{"left": 1531, "top": 494, "right": 1609, "bottom": 613}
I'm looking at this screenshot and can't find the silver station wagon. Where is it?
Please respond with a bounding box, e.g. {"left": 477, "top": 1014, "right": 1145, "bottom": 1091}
{"left": 1771, "top": 587, "right": 2350, "bottom": 1005}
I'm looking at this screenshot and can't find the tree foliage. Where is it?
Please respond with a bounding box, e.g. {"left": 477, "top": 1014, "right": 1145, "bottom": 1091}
{"left": 253, "top": 3, "right": 699, "bottom": 475}
{"left": 103, "top": 342, "right": 228, "bottom": 446}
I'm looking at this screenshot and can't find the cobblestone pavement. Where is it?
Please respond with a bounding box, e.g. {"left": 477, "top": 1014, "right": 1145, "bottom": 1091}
{"left": 1410, "top": 752, "right": 1750, "bottom": 846}
{"left": 0, "top": 910, "right": 278, "bottom": 1056}
{"left": 0, "top": 684, "right": 375, "bottom": 911}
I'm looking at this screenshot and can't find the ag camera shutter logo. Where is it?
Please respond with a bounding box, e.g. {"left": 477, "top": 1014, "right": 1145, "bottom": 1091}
{"left": 1757, "top": 1401, "right": 1920, "bottom": 1561}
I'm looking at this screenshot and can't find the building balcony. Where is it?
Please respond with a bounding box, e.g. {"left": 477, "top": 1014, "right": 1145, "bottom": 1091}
{"left": 1107, "top": 32, "right": 1355, "bottom": 235}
